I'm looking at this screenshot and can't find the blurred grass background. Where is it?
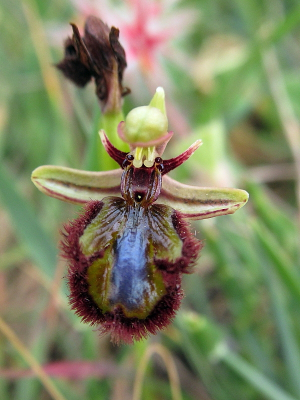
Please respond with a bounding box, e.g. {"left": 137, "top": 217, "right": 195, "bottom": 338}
{"left": 0, "top": 0, "right": 300, "bottom": 399}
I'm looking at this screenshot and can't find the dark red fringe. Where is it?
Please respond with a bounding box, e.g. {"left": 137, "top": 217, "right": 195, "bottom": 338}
{"left": 61, "top": 201, "right": 202, "bottom": 344}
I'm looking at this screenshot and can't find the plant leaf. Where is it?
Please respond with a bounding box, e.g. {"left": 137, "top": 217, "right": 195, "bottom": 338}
{"left": 0, "top": 164, "right": 57, "bottom": 279}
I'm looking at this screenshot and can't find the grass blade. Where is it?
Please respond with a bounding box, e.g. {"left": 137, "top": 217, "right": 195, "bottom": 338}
{"left": 0, "top": 164, "right": 57, "bottom": 279}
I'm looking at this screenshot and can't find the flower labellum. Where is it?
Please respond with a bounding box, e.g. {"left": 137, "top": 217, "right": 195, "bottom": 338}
{"left": 32, "top": 88, "right": 249, "bottom": 344}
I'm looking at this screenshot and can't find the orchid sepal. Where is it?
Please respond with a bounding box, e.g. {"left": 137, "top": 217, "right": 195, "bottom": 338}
{"left": 161, "top": 175, "right": 249, "bottom": 220}
{"left": 31, "top": 165, "right": 122, "bottom": 205}
{"left": 31, "top": 163, "right": 248, "bottom": 220}
{"left": 117, "top": 87, "right": 173, "bottom": 167}
{"left": 117, "top": 121, "right": 173, "bottom": 149}
{"left": 31, "top": 131, "right": 248, "bottom": 218}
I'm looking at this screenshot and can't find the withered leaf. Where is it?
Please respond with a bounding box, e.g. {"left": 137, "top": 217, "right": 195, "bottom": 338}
{"left": 56, "top": 16, "right": 129, "bottom": 109}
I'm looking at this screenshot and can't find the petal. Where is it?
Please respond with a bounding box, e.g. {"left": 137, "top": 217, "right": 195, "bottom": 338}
{"left": 31, "top": 165, "right": 122, "bottom": 204}
{"left": 162, "top": 140, "right": 202, "bottom": 175}
{"left": 160, "top": 175, "right": 249, "bottom": 220}
{"left": 63, "top": 198, "right": 202, "bottom": 344}
{"left": 99, "top": 130, "right": 128, "bottom": 167}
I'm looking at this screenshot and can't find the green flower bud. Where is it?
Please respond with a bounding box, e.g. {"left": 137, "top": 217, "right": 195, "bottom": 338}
{"left": 116, "top": 88, "right": 170, "bottom": 167}
{"left": 124, "top": 105, "right": 168, "bottom": 145}
{"left": 118, "top": 87, "right": 168, "bottom": 148}
{"left": 149, "top": 86, "right": 166, "bottom": 115}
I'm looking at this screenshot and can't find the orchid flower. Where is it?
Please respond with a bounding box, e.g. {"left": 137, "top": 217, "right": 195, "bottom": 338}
{"left": 32, "top": 87, "right": 248, "bottom": 344}
{"left": 67, "top": 0, "right": 198, "bottom": 136}
{"left": 71, "top": 0, "right": 197, "bottom": 75}
{"left": 56, "top": 15, "right": 129, "bottom": 114}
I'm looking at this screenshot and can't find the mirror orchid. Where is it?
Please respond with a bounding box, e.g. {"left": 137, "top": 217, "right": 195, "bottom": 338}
{"left": 32, "top": 17, "right": 248, "bottom": 344}
{"left": 32, "top": 87, "right": 248, "bottom": 344}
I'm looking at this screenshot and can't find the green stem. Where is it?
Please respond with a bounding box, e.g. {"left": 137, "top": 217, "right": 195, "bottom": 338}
{"left": 99, "top": 111, "right": 129, "bottom": 171}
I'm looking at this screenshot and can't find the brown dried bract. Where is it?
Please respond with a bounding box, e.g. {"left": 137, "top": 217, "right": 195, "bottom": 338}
{"left": 56, "top": 16, "right": 130, "bottom": 112}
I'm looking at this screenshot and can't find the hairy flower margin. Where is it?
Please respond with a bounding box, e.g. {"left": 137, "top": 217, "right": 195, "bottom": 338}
{"left": 32, "top": 85, "right": 248, "bottom": 344}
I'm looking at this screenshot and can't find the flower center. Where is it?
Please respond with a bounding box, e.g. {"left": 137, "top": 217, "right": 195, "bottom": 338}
{"left": 132, "top": 146, "right": 156, "bottom": 168}
{"left": 120, "top": 154, "right": 163, "bottom": 206}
